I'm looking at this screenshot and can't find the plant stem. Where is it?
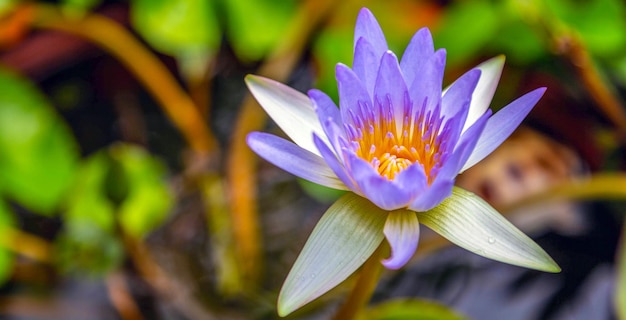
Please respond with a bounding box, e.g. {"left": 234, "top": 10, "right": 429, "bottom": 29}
{"left": 332, "top": 245, "right": 386, "bottom": 320}
{"left": 30, "top": 4, "right": 217, "bottom": 154}
{"left": 0, "top": 227, "right": 51, "bottom": 263}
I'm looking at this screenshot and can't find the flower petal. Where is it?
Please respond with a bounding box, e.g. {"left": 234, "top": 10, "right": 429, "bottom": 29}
{"left": 374, "top": 51, "right": 409, "bottom": 126}
{"left": 418, "top": 187, "right": 561, "bottom": 273}
{"left": 353, "top": 37, "right": 379, "bottom": 95}
{"left": 400, "top": 27, "right": 434, "bottom": 87}
{"left": 309, "top": 89, "right": 341, "bottom": 127}
{"left": 247, "top": 132, "right": 347, "bottom": 190}
{"left": 336, "top": 63, "right": 373, "bottom": 126}
{"left": 278, "top": 193, "right": 388, "bottom": 316}
{"left": 441, "top": 69, "right": 480, "bottom": 121}
{"left": 444, "top": 109, "right": 491, "bottom": 178}
{"left": 382, "top": 210, "right": 420, "bottom": 269}
{"left": 245, "top": 75, "right": 327, "bottom": 156}
{"left": 354, "top": 8, "right": 387, "bottom": 61}
{"left": 408, "top": 49, "right": 446, "bottom": 113}
{"left": 409, "top": 110, "right": 490, "bottom": 211}
{"left": 393, "top": 162, "right": 427, "bottom": 199}
{"left": 408, "top": 179, "right": 453, "bottom": 212}
{"left": 462, "top": 55, "right": 505, "bottom": 132}
{"left": 461, "top": 87, "right": 546, "bottom": 172}
{"left": 347, "top": 154, "right": 413, "bottom": 210}
{"left": 313, "top": 134, "right": 358, "bottom": 191}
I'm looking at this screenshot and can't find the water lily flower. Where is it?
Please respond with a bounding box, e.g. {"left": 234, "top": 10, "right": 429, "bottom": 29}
{"left": 246, "top": 8, "right": 560, "bottom": 316}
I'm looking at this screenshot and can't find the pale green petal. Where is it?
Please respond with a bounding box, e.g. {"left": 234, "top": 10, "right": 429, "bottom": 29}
{"left": 245, "top": 75, "right": 328, "bottom": 156}
{"left": 278, "top": 193, "right": 387, "bottom": 316}
{"left": 418, "top": 187, "right": 560, "bottom": 273}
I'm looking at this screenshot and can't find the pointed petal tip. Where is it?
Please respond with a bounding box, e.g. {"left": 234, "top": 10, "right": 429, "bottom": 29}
{"left": 277, "top": 294, "right": 295, "bottom": 317}
{"left": 542, "top": 260, "right": 561, "bottom": 273}
{"left": 358, "top": 7, "right": 374, "bottom": 17}
{"left": 419, "top": 187, "right": 562, "bottom": 274}
{"left": 244, "top": 74, "right": 269, "bottom": 87}
{"left": 536, "top": 86, "right": 547, "bottom": 95}
{"left": 381, "top": 210, "right": 420, "bottom": 270}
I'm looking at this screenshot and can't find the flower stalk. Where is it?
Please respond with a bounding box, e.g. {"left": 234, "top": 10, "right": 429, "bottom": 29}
{"left": 332, "top": 244, "right": 386, "bottom": 320}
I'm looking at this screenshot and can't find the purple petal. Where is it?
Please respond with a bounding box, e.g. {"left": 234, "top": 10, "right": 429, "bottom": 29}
{"left": 247, "top": 132, "right": 347, "bottom": 190}
{"left": 347, "top": 154, "right": 413, "bottom": 210}
{"left": 408, "top": 111, "right": 491, "bottom": 211}
{"left": 408, "top": 49, "right": 446, "bottom": 114}
{"left": 354, "top": 8, "right": 388, "bottom": 61}
{"left": 309, "top": 89, "right": 345, "bottom": 157}
{"left": 313, "top": 134, "right": 358, "bottom": 191}
{"left": 382, "top": 210, "right": 420, "bottom": 269}
{"left": 426, "top": 109, "right": 489, "bottom": 196}
{"left": 436, "top": 100, "right": 470, "bottom": 157}
{"left": 336, "top": 63, "right": 373, "bottom": 126}
{"left": 400, "top": 28, "right": 434, "bottom": 87}
{"left": 408, "top": 179, "right": 454, "bottom": 212}
{"left": 309, "top": 89, "right": 341, "bottom": 127}
{"left": 441, "top": 69, "right": 481, "bottom": 121}
{"left": 353, "top": 37, "right": 379, "bottom": 96}
{"left": 444, "top": 109, "right": 491, "bottom": 178}
{"left": 374, "top": 51, "right": 409, "bottom": 126}
{"left": 461, "top": 88, "right": 546, "bottom": 172}
{"left": 393, "top": 162, "right": 428, "bottom": 199}
{"left": 318, "top": 117, "right": 348, "bottom": 160}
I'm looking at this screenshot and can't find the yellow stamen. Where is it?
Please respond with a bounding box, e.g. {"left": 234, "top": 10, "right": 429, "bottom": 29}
{"left": 354, "top": 112, "right": 441, "bottom": 181}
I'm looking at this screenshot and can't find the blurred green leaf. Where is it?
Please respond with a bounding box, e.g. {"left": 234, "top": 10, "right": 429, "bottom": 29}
{"left": 0, "top": 68, "right": 78, "bottom": 215}
{"left": 433, "top": 1, "right": 499, "bottom": 66}
{"left": 361, "top": 298, "right": 466, "bottom": 320}
{"left": 0, "top": 0, "right": 18, "bottom": 16}
{"left": 312, "top": 28, "right": 353, "bottom": 102}
{"left": 0, "top": 201, "right": 15, "bottom": 285}
{"left": 109, "top": 144, "right": 173, "bottom": 239}
{"left": 223, "top": 0, "right": 297, "bottom": 61}
{"left": 490, "top": 19, "right": 547, "bottom": 65}
{"left": 298, "top": 178, "right": 345, "bottom": 204}
{"left": 131, "top": 0, "right": 220, "bottom": 57}
{"left": 65, "top": 144, "right": 172, "bottom": 238}
{"left": 65, "top": 152, "right": 116, "bottom": 232}
{"left": 54, "top": 222, "right": 124, "bottom": 276}
{"left": 545, "top": 0, "right": 626, "bottom": 58}
{"left": 59, "top": 144, "right": 172, "bottom": 275}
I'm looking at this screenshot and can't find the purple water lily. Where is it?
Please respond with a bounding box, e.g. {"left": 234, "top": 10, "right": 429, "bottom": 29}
{"left": 246, "top": 8, "right": 559, "bottom": 316}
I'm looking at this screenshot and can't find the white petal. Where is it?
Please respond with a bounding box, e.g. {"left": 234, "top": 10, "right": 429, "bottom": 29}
{"left": 458, "top": 55, "right": 505, "bottom": 133}
{"left": 418, "top": 187, "right": 560, "bottom": 273}
{"left": 278, "top": 193, "right": 387, "bottom": 316}
{"left": 245, "top": 75, "right": 328, "bottom": 156}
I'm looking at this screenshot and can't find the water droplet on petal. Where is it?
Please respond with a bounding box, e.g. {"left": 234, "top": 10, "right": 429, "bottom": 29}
{"left": 310, "top": 273, "right": 316, "bottom": 279}
{"left": 487, "top": 237, "right": 496, "bottom": 244}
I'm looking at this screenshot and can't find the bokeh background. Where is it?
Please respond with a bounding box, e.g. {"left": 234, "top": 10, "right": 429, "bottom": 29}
{"left": 0, "top": 0, "right": 625, "bottom": 319}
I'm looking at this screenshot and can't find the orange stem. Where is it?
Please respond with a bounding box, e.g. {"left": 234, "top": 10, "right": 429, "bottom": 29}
{"left": 31, "top": 4, "right": 217, "bottom": 154}
{"left": 225, "top": 0, "right": 336, "bottom": 285}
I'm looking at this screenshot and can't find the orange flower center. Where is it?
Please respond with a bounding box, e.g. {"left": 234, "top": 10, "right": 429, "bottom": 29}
{"left": 352, "top": 108, "right": 442, "bottom": 182}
